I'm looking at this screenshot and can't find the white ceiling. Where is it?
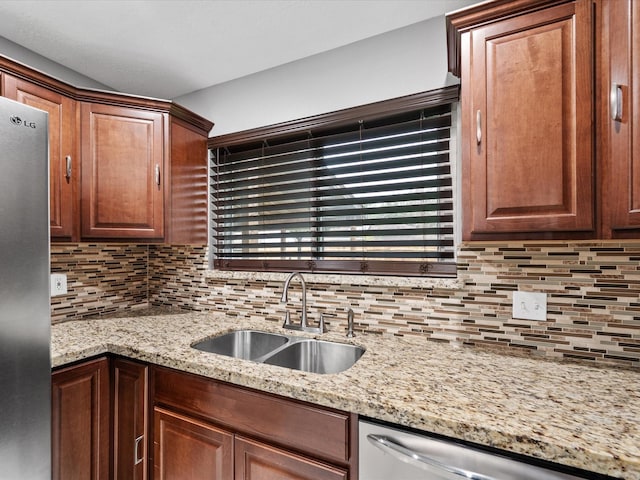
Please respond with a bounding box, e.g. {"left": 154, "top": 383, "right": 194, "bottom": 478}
{"left": 0, "top": 0, "right": 476, "bottom": 100}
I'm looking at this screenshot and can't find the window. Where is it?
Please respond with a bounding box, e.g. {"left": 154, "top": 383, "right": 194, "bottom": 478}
{"left": 209, "top": 87, "right": 457, "bottom": 277}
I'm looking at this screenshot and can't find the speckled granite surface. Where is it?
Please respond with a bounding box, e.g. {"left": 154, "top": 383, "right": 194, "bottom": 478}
{"left": 52, "top": 311, "right": 640, "bottom": 479}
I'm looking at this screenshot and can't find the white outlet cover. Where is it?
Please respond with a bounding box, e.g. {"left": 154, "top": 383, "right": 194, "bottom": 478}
{"left": 51, "top": 273, "right": 68, "bottom": 296}
{"left": 513, "top": 291, "right": 547, "bottom": 321}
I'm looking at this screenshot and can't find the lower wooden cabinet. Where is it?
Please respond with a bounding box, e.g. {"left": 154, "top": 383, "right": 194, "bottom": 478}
{"left": 51, "top": 357, "right": 110, "bottom": 480}
{"left": 154, "top": 408, "right": 348, "bottom": 480}
{"left": 235, "top": 436, "right": 348, "bottom": 480}
{"left": 153, "top": 366, "right": 357, "bottom": 480}
{"left": 113, "top": 358, "right": 149, "bottom": 480}
{"left": 154, "top": 407, "right": 234, "bottom": 480}
{"left": 52, "top": 359, "right": 356, "bottom": 480}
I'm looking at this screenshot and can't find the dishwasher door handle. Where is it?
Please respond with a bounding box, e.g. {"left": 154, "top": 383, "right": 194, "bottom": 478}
{"left": 367, "top": 434, "right": 497, "bottom": 480}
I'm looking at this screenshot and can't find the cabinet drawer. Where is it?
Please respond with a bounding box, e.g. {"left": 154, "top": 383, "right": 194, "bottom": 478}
{"left": 153, "top": 366, "right": 353, "bottom": 465}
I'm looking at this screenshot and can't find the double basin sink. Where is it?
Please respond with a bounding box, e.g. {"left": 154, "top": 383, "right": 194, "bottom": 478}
{"left": 192, "top": 330, "right": 365, "bottom": 374}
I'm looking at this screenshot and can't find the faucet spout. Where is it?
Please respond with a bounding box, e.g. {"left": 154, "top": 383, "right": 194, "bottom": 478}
{"left": 281, "top": 272, "right": 307, "bottom": 328}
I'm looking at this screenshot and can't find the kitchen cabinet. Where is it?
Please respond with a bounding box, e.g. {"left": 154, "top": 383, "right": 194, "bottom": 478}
{"left": 113, "top": 358, "right": 149, "bottom": 480}
{"left": 153, "top": 366, "right": 355, "bottom": 480}
{"left": 81, "top": 103, "right": 165, "bottom": 239}
{"left": 154, "top": 407, "right": 233, "bottom": 480}
{"left": 2, "top": 74, "right": 79, "bottom": 240}
{"left": 167, "top": 116, "right": 210, "bottom": 244}
{"left": 51, "top": 357, "right": 110, "bottom": 480}
{"left": 599, "top": 0, "right": 640, "bottom": 238}
{"left": 235, "top": 436, "right": 347, "bottom": 480}
{"left": 0, "top": 54, "right": 213, "bottom": 244}
{"left": 448, "top": 0, "right": 594, "bottom": 240}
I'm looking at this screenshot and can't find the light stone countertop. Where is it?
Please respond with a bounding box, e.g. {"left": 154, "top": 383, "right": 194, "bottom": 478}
{"left": 51, "top": 311, "right": 640, "bottom": 479}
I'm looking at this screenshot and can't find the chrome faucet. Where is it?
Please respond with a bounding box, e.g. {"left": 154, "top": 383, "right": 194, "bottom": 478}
{"left": 281, "top": 272, "right": 309, "bottom": 331}
{"left": 281, "top": 272, "right": 329, "bottom": 333}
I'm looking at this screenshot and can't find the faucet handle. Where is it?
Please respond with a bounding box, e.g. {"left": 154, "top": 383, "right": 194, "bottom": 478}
{"left": 283, "top": 310, "right": 291, "bottom": 327}
{"left": 318, "top": 313, "right": 336, "bottom": 333}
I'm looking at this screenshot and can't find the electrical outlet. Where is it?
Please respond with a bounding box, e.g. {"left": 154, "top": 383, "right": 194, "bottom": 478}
{"left": 512, "top": 290, "right": 546, "bottom": 321}
{"left": 51, "top": 273, "right": 68, "bottom": 296}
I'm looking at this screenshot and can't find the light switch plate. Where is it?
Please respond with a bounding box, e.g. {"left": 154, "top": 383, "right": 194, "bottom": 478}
{"left": 512, "top": 290, "right": 546, "bottom": 321}
{"left": 51, "top": 273, "right": 68, "bottom": 296}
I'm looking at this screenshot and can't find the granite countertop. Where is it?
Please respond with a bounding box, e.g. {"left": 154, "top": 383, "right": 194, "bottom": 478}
{"left": 51, "top": 311, "right": 640, "bottom": 479}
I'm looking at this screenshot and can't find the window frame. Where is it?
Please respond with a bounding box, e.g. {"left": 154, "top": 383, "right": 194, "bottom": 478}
{"left": 208, "top": 86, "right": 459, "bottom": 277}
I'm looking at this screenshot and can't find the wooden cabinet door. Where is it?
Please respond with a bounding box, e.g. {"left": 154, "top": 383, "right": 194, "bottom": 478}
{"left": 461, "top": 0, "right": 593, "bottom": 239}
{"left": 2, "top": 74, "right": 78, "bottom": 240}
{"left": 51, "top": 357, "right": 110, "bottom": 480}
{"left": 154, "top": 407, "right": 233, "bottom": 480}
{"left": 167, "top": 117, "right": 209, "bottom": 244}
{"left": 113, "top": 359, "right": 149, "bottom": 480}
{"left": 600, "top": 0, "right": 640, "bottom": 237}
{"left": 81, "top": 103, "right": 164, "bottom": 239}
{"left": 235, "top": 436, "right": 347, "bottom": 480}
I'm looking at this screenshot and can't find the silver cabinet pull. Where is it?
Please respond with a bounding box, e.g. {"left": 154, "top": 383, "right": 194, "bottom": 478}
{"left": 611, "top": 83, "right": 623, "bottom": 121}
{"left": 134, "top": 434, "right": 144, "bottom": 466}
{"left": 367, "top": 434, "right": 496, "bottom": 480}
{"left": 476, "top": 110, "right": 482, "bottom": 145}
{"left": 154, "top": 164, "right": 161, "bottom": 186}
{"left": 65, "top": 155, "right": 72, "bottom": 180}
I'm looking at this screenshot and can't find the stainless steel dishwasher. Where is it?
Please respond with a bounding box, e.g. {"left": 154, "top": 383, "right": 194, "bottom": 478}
{"left": 359, "top": 419, "right": 596, "bottom": 480}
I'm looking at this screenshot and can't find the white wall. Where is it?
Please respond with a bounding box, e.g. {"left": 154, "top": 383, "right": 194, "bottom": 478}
{"left": 174, "top": 15, "right": 458, "bottom": 137}
{"left": 0, "top": 35, "right": 113, "bottom": 90}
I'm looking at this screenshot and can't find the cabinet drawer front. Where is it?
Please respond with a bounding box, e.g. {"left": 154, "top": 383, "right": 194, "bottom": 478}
{"left": 153, "top": 366, "right": 352, "bottom": 465}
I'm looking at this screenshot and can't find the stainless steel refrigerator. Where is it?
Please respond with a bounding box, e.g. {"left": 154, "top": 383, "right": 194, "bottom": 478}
{"left": 0, "top": 96, "right": 51, "bottom": 478}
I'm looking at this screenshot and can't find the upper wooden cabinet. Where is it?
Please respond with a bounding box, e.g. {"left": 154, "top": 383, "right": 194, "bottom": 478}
{"left": 599, "top": 0, "right": 640, "bottom": 238}
{"left": 81, "top": 103, "right": 165, "bottom": 239}
{"left": 2, "top": 74, "right": 79, "bottom": 240}
{"left": 0, "top": 55, "right": 213, "bottom": 243}
{"left": 448, "top": 0, "right": 594, "bottom": 240}
{"left": 167, "top": 117, "right": 209, "bottom": 244}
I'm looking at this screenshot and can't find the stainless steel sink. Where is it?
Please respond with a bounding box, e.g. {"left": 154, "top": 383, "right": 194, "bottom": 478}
{"left": 192, "top": 330, "right": 365, "bottom": 374}
{"left": 192, "top": 330, "right": 289, "bottom": 361}
{"left": 263, "top": 339, "right": 365, "bottom": 374}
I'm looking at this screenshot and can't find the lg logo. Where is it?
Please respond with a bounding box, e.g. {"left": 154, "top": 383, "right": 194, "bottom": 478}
{"left": 9, "top": 115, "right": 37, "bottom": 129}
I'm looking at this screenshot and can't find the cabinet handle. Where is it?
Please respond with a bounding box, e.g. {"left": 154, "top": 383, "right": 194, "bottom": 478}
{"left": 154, "top": 164, "right": 161, "bottom": 186}
{"left": 476, "top": 110, "right": 482, "bottom": 145}
{"left": 134, "top": 434, "right": 144, "bottom": 466}
{"left": 65, "top": 155, "right": 72, "bottom": 180}
{"left": 611, "top": 83, "right": 623, "bottom": 121}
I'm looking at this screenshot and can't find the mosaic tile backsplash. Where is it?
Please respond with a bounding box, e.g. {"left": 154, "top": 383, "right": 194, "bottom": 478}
{"left": 51, "top": 244, "right": 148, "bottom": 321}
{"left": 52, "top": 242, "right": 640, "bottom": 368}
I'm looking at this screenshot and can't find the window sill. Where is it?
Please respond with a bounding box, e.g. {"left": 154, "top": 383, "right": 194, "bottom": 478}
{"left": 204, "top": 269, "right": 463, "bottom": 290}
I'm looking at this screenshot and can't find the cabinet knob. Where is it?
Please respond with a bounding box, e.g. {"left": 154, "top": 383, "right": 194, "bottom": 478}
{"left": 611, "top": 83, "right": 623, "bottom": 122}
{"left": 476, "top": 110, "right": 482, "bottom": 145}
{"left": 154, "top": 164, "right": 161, "bottom": 186}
